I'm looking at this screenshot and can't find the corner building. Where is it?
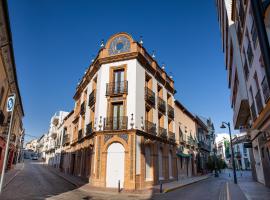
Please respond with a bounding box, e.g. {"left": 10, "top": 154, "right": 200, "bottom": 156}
{"left": 69, "top": 33, "right": 177, "bottom": 189}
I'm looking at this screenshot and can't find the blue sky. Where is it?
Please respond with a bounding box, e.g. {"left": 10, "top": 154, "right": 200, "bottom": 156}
{"left": 8, "top": 0, "right": 233, "bottom": 142}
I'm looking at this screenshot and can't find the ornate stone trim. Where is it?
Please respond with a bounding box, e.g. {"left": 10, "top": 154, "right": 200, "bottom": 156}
{"left": 104, "top": 134, "right": 114, "bottom": 144}
{"left": 118, "top": 133, "right": 128, "bottom": 143}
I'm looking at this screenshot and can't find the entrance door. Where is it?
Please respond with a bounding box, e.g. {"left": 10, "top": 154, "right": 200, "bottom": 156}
{"left": 112, "top": 103, "right": 123, "bottom": 130}
{"left": 106, "top": 143, "right": 125, "bottom": 188}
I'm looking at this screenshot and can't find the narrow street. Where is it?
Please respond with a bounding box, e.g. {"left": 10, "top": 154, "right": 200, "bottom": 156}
{"left": 0, "top": 160, "right": 255, "bottom": 200}
{"left": 0, "top": 160, "right": 79, "bottom": 200}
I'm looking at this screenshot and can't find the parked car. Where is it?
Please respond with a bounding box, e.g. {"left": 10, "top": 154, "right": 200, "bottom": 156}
{"left": 31, "top": 154, "right": 38, "bottom": 160}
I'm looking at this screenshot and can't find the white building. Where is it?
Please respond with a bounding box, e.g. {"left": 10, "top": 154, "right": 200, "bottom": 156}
{"left": 232, "top": 132, "right": 251, "bottom": 170}
{"left": 215, "top": 133, "right": 230, "bottom": 165}
{"left": 45, "top": 111, "right": 68, "bottom": 167}
{"left": 216, "top": 0, "right": 270, "bottom": 187}
{"left": 25, "top": 139, "right": 38, "bottom": 152}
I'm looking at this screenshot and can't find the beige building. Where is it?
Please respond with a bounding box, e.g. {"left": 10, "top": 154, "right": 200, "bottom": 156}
{"left": 0, "top": 0, "right": 24, "bottom": 172}
{"left": 174, "top": 100, "right": 198, "bottom": 178}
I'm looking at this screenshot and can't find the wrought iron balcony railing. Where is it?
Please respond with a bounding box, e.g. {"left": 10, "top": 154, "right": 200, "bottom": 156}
{"left": 158, "top": 97, "right": 166, "bottom": 114}
{"left": 145, "top": 87, "right": 156, "bottom": 107}
{"left": 145, "top": 120, "right": 157, "bottom": 136}
{"left": 80, "top": 102, "right": 85, "bottom": 115}
{"left": 158, "top": 127, "right": 167, "bottom": 138}
{"left": 86, "top": 122, "right": 93, "bottom": 136}
{"left": 88, "top": 89, "right": 96, "bottom": 107}
{"left": 168, "top": 131, "right": 175, "bottom": 141}
{"left": 167, "top": 104, "right": 174, "bottom": 119}
{"left": 106, "top": 81, "right": 128, "bottom": 96}
{"left": 255, "top": 90, "right": 263, "bottom": 114}
{"left": 104, "top": 116, "right": 128, "bottom": 130}
{"left": 261, "top": 77, "right": 270, "bottom": 103}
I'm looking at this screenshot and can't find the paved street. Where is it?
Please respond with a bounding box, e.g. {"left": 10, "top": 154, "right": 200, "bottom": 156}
{"left": 1, "top": 161, "right": 270, "bottom": 200}
{"left": 0, "top": 160, "right": 77, "bottom": 200}
{"left": 152, "top": 177, "right": 247, "bottom": 200}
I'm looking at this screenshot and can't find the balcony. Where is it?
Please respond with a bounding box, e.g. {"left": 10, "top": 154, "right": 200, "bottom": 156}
{"left": 88, "top": 90, "right": 96, "bottom": 107}
{"left": 250, "top": 101, "right": 257, "bottom": 121}
{"left": 80, "top": 102, "right": 85, "bottom": 115}
{"left": 167, "top": 104, "right": 174, "bottom": 119}
{"left": 255, "top": 90, "right": 263, "bottom": 114}
{"left": 145, "top": 120, "right": 157, "bottom": 136}
{"left": 158, "top": 97, "right": 166, "bottom": 114}
{"left": 86, "top": 122, "right": 93, "bottom": 136}
{"left": 50, "top": 126, "right": 58, "bottom": 138}
{"left": 158, "top": 127, "right": 167, "bottom": 139}
{"left": 168, "top": 131, "right": 175, "bottom": 142}
{"left": 104, "top": 116, "right": 128, "bottom": 131}
{"left": 106, "top": 81, "right": 128, "bottom": 96}
{"left": 261, "top": 77, "right": 270, "bottom": 103}
{"left": 233, "top": 89, "right": 250, "bottom": 129}
{"left": 62, "top": 135, "right": 70, "bottom": 145}
{"left": 198, "top": 141, "right": 211, "bottom": 152}
{"left": 145, "top": 87, "right": 156, "bottom": 107}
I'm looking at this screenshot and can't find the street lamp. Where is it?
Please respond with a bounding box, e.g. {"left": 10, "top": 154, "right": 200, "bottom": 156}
{"left": 220, "top": 122, "right": 238, "bottom": 184}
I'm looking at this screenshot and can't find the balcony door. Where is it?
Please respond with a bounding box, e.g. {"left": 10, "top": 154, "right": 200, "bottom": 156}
{"left": 112, "top": 103, "right": 124, "bottom": 130}
{"left": 113, "top": 70, "right": 124, "bottom": 94}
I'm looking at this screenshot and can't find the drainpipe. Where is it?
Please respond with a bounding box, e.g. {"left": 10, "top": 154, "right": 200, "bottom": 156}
{"left": 250, "top": 0, "right": 270, "bottom": 88}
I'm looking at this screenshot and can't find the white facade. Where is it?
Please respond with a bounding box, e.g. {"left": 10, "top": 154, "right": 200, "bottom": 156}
{"left": 217, "top": 0, "right": 270, "bottom": 186}
{"left": 45, "top": 111, "right": 68, "bottom": 166}
{"left": 215, "top": 133, "right": 230, "bottom": 165}
{"left": 232, "top": 133, "right": 252, "bottom": 170}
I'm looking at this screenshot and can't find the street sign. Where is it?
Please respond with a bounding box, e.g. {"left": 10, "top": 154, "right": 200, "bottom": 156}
{"left": 6, "top": 95, "right": 15, "bottom": 112}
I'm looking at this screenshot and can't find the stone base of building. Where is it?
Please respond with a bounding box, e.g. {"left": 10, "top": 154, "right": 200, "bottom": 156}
{"left": 60, "top": 129, "right": 178, "bottom": 190}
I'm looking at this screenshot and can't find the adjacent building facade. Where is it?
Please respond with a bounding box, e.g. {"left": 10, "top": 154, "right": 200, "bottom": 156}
{"left": 174, "top": 100, "right": 198, "bottom": 178}
{"left": 0, "top": 0, "right": 24, "bottom": 172}
{"left": 216, "top": 0, "right": 270, "bottom": 187}
{"left": 215, "top": 133, "right": 230, "bottom": 165}
{"left": 232, "top": 132, "right": 252, "bottom": 170}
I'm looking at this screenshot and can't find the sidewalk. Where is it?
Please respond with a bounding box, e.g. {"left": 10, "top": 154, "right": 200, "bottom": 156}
{"left": 220, "top": 169, "right": 270, "bottom": 200}
{"left": 45, "top": 164, "right": 211, "bottom": 195}
{"left": 152, "top": 174, "right": 211, "bottom": 193}
{"left": 2, "top": 162, "right": 24, "bottom": 190}
{"left": 43, "top": 164, "right": 87, "bottom": 187}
